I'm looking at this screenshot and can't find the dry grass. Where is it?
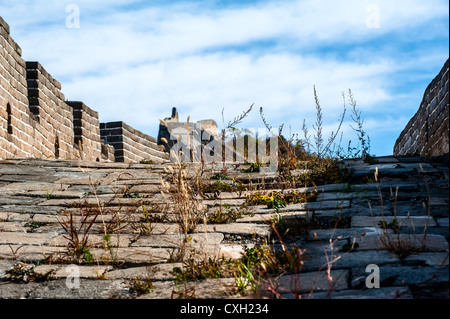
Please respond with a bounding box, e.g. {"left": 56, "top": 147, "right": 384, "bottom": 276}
{"left": 373, "top": 165, "right": 433, "bottom": 258}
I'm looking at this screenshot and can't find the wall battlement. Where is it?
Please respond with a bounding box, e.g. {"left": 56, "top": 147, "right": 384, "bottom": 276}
{"left": 101, "top": 121, "right": 169, "bottom": 163}
{"left": 0, "top": 17, "right": 169, "bottom": 163}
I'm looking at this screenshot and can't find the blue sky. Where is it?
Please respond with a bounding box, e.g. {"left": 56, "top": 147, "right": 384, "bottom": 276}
{"left": 0, "top": 0, "right": 448, "bottom": 156}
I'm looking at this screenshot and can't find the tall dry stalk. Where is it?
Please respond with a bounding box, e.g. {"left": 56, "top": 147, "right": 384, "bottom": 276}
{"left": 161, "top": 152, "right": 206, "bottom": 238}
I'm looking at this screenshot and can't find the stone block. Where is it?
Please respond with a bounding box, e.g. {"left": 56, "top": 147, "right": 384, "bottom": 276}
{"left": 267, "top": 269, "right": 349, "bottom": 295}
{"left": 357, "top": 233, "right": 449, "bottom": 252}
{"left": 0, "top": 231, "right": 58, "bottom": 245}
{"left": 131, "top": 232, "right": 224, "bottom": 250}
{"left": 197, "top": 223, "right": 271, "bottom": 238}
{"left": 104, "top": 262, "right": 182, "bottom": 281}
{"left": 404, "top": 252, "right": 449, "bottom": 267}
{"left": 351, "top": 216, "right": 437, "bottom": 228}
{"left": 33, "top": 264, "right": 112, "bottom": 279}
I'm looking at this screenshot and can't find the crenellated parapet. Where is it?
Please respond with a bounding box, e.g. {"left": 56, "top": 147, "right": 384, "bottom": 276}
{"left": 0, "top": 16, "right": 169, "bottom": 163}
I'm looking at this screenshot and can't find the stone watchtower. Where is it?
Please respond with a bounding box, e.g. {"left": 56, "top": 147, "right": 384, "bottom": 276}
{"left": 157, "top": 107, "right": 219, "bottom": 154}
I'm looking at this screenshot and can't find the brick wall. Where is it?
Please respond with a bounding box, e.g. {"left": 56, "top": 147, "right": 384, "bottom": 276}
{"left": 66, "top": 101, "right": 103, "bottom": 161}
{"left": 394, "top": 59, "right": 449, "bottom": 157}
{"left": 1, "top": 16, "right": 170, "bottom": 163}
{"left": 26, "top": 61, "right": 75, "bottom": 159}
{"left": 1, "top": 17, "right": 39, "bottom": 159}
{"left": 101, "top": 121, "right": 169, "bottom": 163}
{"left": 101, "top": 142, "right": 115, "bottom": 162}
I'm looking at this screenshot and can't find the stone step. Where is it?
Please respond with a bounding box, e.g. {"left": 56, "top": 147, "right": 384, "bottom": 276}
{"left": 351, "top": 216, "right": 437, "bottom": 228}
{"left": 356, "top": 233, "right": 449, "bottom": 252}
{"left": 130, "top": 232, "right": 224, "bottom": 249}
{"left": 262, "top": 269, "right": 349, "bottom": 296}
{"left": 351, "top": 265, "right": 449, "bottom": 287}
{"left": 0, "top": 156, "right": 448, "bottom": 299}
{"left": 301, "top": 287, "right": 413, "bottom": 299}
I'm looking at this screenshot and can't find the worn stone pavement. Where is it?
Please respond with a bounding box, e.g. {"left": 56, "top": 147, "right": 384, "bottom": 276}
{"left": 0, "top": 155, "right": 448, "bottom": 299}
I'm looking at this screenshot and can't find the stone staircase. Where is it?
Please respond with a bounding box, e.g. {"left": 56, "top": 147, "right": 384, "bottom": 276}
{"left": 0, "top": 155, "right": 448, "bottom": 299}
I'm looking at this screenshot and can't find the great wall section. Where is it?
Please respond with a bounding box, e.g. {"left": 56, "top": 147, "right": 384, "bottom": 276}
{"left": 394, "top": 58, "right": 449, "bottom": 157}
{"left": 0, "top": 16, "right": 448, "bottom": 301}
{"left": 0, "top": 17, "right": 177, "bottom": 164}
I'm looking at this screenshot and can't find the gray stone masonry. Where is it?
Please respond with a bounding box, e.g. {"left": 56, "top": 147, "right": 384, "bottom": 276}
{"left": 100, "top": 121, "right": 169, "bottom": 163}
{"left": 394, "top": 58, "right": 449, "bottom": 156}
{"left": 0, "top": 154, "right": 448, "bottom": 299}
{"left": 1, "top": 16, "right": 169, "bottom": 163}
{"left": 157, "top": 107, "right": 219, "bottom": 154}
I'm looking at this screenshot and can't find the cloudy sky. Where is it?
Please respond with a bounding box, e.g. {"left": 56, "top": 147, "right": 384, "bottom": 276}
{"left": 0, "top": 0, "right": 448, "bottom": 156}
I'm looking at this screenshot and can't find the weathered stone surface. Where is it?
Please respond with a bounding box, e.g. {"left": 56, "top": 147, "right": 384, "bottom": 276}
{"left": 0, "top": 205, "right": 62, "bottom": 214}
{"left": 33, "top": 265, "right": 112, "bottom": 279}
{"left": 142, "top": 278, "right": 238, "bottom": 299}
{"left": 267, "top": 269, "right": 349, "bottom": 296}
{"left": 0, "top": 259, "right": 16, "bottom": 281}
{"left": 145, "top": 223, "right": 181, "bottom": 235}
{"left": 303, "top": 287, "right": 413, "bottom": 299}
{"left": 307, "top": 227, "right": 387, "bottom": 241}
{"left": 357, "top": 233, "right": 449, "bottom": 252}
{"left": 0, "top": 279, "right": 130, "bottom": 299}
{"left": 351, "top": 216, "right": 437, "bottom": 228}
{"left": 203, "top": 199, "right": 246, "bottom": 207}
{"left": 49, "top": 233, "right": 133, "bottom": 248}
{"left": 0, "top": 196, "right": 44, "bottom": 206}
{"left": 404, "top": 252, "right": 449, "bottom": 267}
{"left": 218, "top": 244, "right": 248, "bottom": 260}
{"left": 0, "top": 154, "right": 448, "bottom": 299}
{"left": 130, "top": 232, "right": 224, "bottom": 250}
{"left": 0, "top": 222, "right": 28, "bottom": 232}
{"left": 197, "top": 223, "right": 271, "bottom": 238}
{"left": 284, "top": 200, "right": 352, "bottom": 211}
{"left": 350, "top": 181, "right": 419, "bottom": 192}
{"left": 31, "top": 214, "right": 58, "bottom": 224}
{"left": 352, "top": 265, "right": 449, "bottom": 287}
{"left": 88, "top": 247, "right": 170, "bottom": 264}
{"left": 301, "top": 250, "right": 401, "bottom": 272}
{"left": 316, "top": 192, "right": 354, "bottom": 201}
{"left": 0, "top": 232, "right": 59, "bottom": 245}
{"left": 0, "top": 212, "right": 32, "bottom": 222}
{"left": 251, "top": 200, "right": 351, "bottom": 215}
{"left": 0, "top": 245, "right": 66, "bottom": 262}
{"left": 105, "top": 263, "right": 182, "bottom": 281}
{"left": 26, "top": 190, "right": 85, "bottom": 199}
{"left": 437, "top": 218, "right": 449, "bottom": 227}
{"left": 236, "top": 210, "right": 311, "bottom": 223}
